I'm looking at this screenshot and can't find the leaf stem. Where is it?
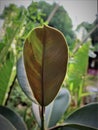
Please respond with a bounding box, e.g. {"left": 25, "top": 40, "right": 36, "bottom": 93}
{"left": 41, "top": 106, "right": 45, "bottom": 130}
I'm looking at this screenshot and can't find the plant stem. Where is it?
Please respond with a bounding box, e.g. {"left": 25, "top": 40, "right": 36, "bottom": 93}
{"left": 5, "top": 75, "right": 16, "bottom": 106}
{"left": 41, "top": 106, "right": 45, "bottom": 130}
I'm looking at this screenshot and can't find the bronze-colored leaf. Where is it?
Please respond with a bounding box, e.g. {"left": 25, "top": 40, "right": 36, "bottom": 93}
{"left": 23, "top": 25, "right": 68, "bottom": 106}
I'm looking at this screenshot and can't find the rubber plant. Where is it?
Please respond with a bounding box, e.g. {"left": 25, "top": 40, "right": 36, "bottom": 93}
{"left": 17, "top": 25, "right": 98, "bottom": 130}
{"left": 0, "top": 106, "right": 27, "bottom": 130}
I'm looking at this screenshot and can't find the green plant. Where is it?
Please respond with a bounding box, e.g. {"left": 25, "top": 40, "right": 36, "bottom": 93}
{"left": 0, "top": 2, "right": 44, "bottom": 129}
{"left": 65, "top": 42, "right": 90, "bottom": 107}
{"left": 0, "top": 2, "right": 44, "bottom": 106}
{"left": 0, "top": 2, "right": 97, "bottom": 130}
{"left": 0, "top": 106, "right": 27, "bottom": 130}
{"left": 16, "top": 25, "right": 98, "bottom": 130}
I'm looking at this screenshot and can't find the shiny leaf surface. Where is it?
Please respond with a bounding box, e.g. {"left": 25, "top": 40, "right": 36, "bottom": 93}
{"left": 64, "top": 103, "right": 98, "bottom": 129}
{"left": 0, "top": 106, "right": 27, "bottom": 130}
{"left": 23, "top": 25, "right": 68, "bottom": 106}
{"left": 0, "top": 114, "right": 16, "bottom": 130}
{"left": 45, "top": 88, "right": 70, "bottom": 128}
{"left": 56, "top": 103, "right": 98, "bottom": 130}
{"left": 17, "top": 56, "right": 37, "bottom": 103}
{"left": 32, "top": 88, "right": 71, "bottom": 128}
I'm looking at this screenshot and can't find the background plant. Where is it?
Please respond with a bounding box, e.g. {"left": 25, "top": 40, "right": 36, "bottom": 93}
{"left": 0, "top": 1, "right": 97, "bottom": 130}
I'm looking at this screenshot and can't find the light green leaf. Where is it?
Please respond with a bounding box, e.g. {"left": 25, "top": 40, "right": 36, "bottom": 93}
{"left": 0, "top": 57, "right": 15, "bottom": 105}
{"left": 67, "top": 42, "right": 90, "bottom": 92}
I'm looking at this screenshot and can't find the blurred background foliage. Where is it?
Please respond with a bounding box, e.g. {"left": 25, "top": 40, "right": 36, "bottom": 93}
{"left": 0, "top": 1, "right": 97, "bottom": 130}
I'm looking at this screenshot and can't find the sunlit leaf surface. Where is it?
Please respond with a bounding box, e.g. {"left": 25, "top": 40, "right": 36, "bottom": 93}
{"left": 0, "top": 57, "right": 15, "bottom": 105}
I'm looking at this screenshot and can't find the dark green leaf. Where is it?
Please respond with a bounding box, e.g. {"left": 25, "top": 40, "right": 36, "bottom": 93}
{"left": 0, "top": 114, "right": 16, "bottom": 130}
{"left": 45, "top": 88, "right": 70, "bottom": 128}
{"left": 17, "top": 56, "right": 37, "bottom": 103}
{"left": 0, "top": 106, "right": 27, "bottom": 130}
{"left": 32, "top": 88, "right": 71, "bottom": 128}
{"left": 61, "top": 124, "right": 97, "bottom": 130}
{"left": 60, "top": 103, "right": 98, "bottom": 130}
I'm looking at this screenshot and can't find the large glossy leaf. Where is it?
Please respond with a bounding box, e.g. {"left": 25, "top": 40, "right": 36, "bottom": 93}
{"left": 51, "top": 124, "right": 96, "bottom": 130}
{"left": 0, "top": 106, "right": 27, "bottom": 130}
{"left": 17, "top": 56, "right": 37, "bottom": 103}
{"left": 0, "top": 114, "right": 16, "bottom": 130}
{"left": 0, "top": 57, "right": 15, "bottom": 105}
{"left": 61, "top": 124, "right": 97, "bottom": 130}
{"left": 21, "top": 25, "right": 68, "bottom": 106}
{"left": 32, "top": 88, "right": 71, "bottom": 128}
{"left": 45, "top": 88, "right": 70, "bottom": 128}
{"left": 54, "top": 103, "right": 98, "bottom": 130}
{"left": 32, "top": 103, "right": 41, "bottom": 126}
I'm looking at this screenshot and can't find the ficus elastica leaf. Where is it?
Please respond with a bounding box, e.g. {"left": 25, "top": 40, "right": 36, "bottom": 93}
{"left": 18, "top": 25, "right": 68, "bottom": 106}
